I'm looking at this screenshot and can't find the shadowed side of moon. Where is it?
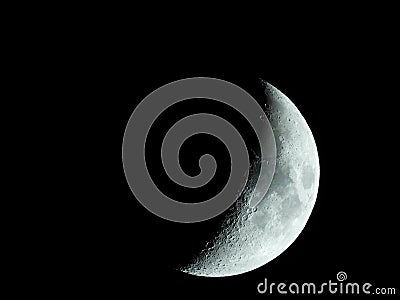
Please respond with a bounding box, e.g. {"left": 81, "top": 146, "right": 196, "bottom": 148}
{"left": 176, "top": 81, "right": 320, "bottom": 277}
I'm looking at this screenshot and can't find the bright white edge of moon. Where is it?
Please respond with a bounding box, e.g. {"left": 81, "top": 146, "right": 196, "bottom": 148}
{"left": 178, "top": 80, "right": 320, "bottom": 277}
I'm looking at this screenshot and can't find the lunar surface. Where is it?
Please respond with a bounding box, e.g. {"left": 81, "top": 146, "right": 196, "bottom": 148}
{"left": 177, "top": 81, "right": 320, "bottom": 277}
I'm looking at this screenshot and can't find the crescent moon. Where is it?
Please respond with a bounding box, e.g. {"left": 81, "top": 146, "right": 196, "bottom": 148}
{"left": 177, "top": 80, "right": 320, "bottom": 277}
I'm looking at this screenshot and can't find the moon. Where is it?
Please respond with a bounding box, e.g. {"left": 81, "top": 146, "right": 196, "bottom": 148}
{"left": 177, "top": 80, "right": 320, "bottom": 277}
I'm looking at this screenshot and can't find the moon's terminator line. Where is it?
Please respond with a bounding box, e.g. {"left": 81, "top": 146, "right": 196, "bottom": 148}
{"left": 178, "top": 80, "right": 320, "bottom": 277}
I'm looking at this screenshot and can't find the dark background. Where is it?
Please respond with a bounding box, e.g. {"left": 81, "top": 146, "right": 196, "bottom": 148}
{"left": 70, "top": 27, "right": 398, "bottom": 298}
